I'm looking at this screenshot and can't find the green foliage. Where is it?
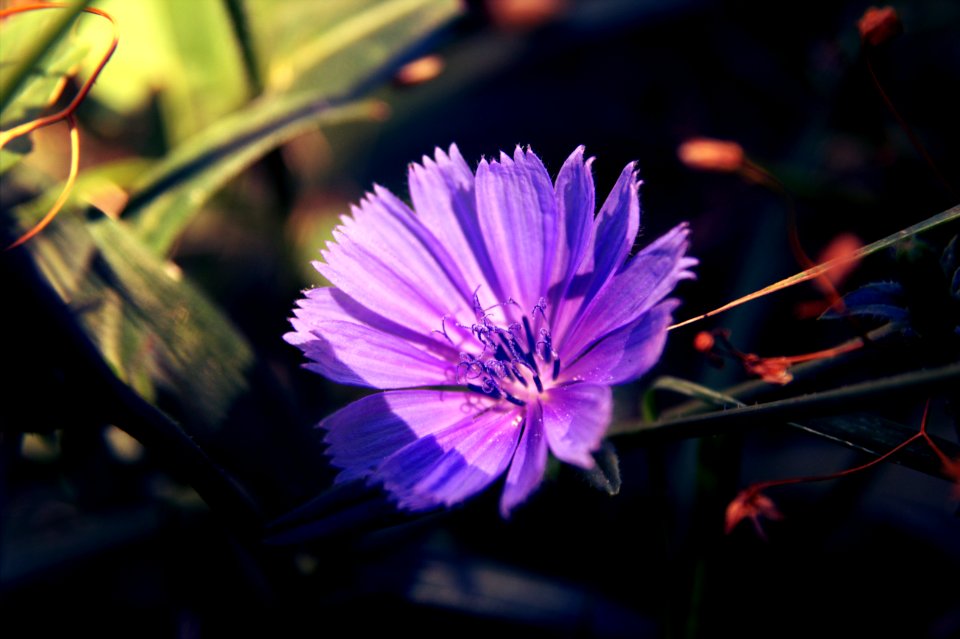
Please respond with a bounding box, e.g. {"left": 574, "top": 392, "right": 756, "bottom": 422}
{"left": 0, "top": 0, "right": 88, "bottom": 113}
{"left": 2, "top": 0, "right": 463, "bottom": 511}
{"left": 124, "top": 98, "right": 386, "bottom": 256}
{"left": 247, "top": 0, "right": 460, "bottom": 97}
{"left": 11, "top": 198, "right": 253, "bottom": 433}
{"left": 0, "top": 2, "right": 89, "bottom": 174}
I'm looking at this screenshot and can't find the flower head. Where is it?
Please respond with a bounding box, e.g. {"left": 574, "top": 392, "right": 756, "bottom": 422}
{"left": 285, "top": 144, "right": 695, "bottom": 516}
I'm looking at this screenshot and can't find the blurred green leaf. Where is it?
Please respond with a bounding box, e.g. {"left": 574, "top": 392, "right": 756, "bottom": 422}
{"left": 0, "top": 0, "right": 88, "bottom": 114}
{"left": 114, "top": 0, "right": 462, "bottom": 257}
{"left": 0, "top": 5, "right": 90, "bottom": 174}
{"left": 123, "top": 97, "right": 387, "bottom": 255}
{"left": 11, "top": 202, "right": 252, "bottom": 434}
{"left": 248, "top": 0, "right": 461, "bottom": 95}
{"left": 75, "top": 0, "right": 250, "bottom": 141}
{"left": 0, "top": 45, "right": 89, "bottom": 125}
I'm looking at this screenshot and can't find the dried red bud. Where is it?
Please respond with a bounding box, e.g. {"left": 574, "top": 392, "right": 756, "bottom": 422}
{"left": 693, "top": 331, "right": 715, "bottom": 353}
{"left": 677, "top": 138, "right": 744, "bottom": 173}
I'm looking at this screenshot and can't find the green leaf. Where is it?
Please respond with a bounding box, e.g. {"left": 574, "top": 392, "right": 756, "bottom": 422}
{"left": 248, "top": 0, "right": 461, "bottom": 96}
{"left": 0, "top": 6, "right": 90, "bottom": 174}
{"left": 0, "top": 0, "right": 88, "bottom": 114}
{"left": 113, "top": 0, "right": 462, "bottom": 257}
{"left": 0, "top": 44, "right": 89, "bottom": 129}
{"left": 11, "top": 202, "right": 253, "bottom": 434}
{"left": 123, "top": 97, "right": 387, "bottom": 255}
{"left": 72, "top": 0, "right": 251, "bottom": 141}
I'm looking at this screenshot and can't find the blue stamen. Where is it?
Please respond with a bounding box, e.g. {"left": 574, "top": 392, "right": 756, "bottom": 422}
{"left": 532, "top": 297, "right": 548, "bottom": 320}
{"left": 505, "top": 393, "right": 526, "bottom": 407}
{"left": 432, "top": 315, "right": 454, "bottom": 344}
{"left": 512, "top": 365, "right": 529, "bottom": 387}
{"left": 458, "top": 288, "right": 555, "bottom": 403}
{"left": 467, "top": 382, "right": 502, "bottom": 400}
{"left": 522, "top": 316, "right": 536, "bottom": 353}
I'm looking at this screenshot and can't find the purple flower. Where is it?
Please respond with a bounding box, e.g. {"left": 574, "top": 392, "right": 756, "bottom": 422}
{"left": 285, "top": 145, "right": 695, "bottom": 516}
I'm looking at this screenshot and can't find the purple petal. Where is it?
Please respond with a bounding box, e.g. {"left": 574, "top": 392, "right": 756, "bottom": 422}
{"left": 408, "top": 145, "right": 501, "bottom": 302}
{"left": 476, "top": 147, "right": 558, "bottom": 310}
{"left": 286, "top": 288, "right": 458, "bottom": 388}
{"left": 542, "top": 384, "right": 612, "bottom": 468}
{"left": 553, "top": 161, "right": 640, "bottom": 339}
{"left": 376, "top": 402, "right": 524, "bottom": 510}
{"left": 322, "top": 390, "right": 500, "bottom": 485}
{"left": 289, "top": 286, "right": 458, "bottom": 352}
{"left": 315, "top": 186, "right": 478, "bottom": 338}
{"left": 500, "top": 402, "right": 549, "bottom": 517}
{"left": 548, "top": 146, "right": 596, "bottom": 309}
{"left": 560, "top": 223, "right": 696, "bottom": 361}
{"left": 561, "top": 299, "right": 679, "bottom": 385}
{"left": 288, "top": 318, "right": 454, "bottom": 388}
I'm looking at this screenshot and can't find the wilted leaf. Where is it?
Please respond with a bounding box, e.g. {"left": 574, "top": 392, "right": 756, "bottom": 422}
{"left": 580, "top": 440, "right": 622, "bottom": 496}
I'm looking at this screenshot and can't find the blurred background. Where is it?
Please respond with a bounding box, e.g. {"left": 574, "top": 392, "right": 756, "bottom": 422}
{"left": 2, "top": 0, "right": 959, "bottom": 637}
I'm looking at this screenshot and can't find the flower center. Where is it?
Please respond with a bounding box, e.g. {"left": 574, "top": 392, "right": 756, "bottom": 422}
{"left": 438, "top": 290, "right": 560, "bottom": 407}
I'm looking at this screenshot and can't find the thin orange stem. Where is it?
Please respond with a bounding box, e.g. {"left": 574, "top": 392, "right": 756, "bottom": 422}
{"left": 0, "top": 3, "right": 118, "bottom": 149}
{"left": 913, "top": 400, "right": 956, "bottom": 469}
{"left": 1, "top": 2, "right": 117, "bottom": 250}
{"left": 755, "top": 433, "right": 923, "bottom": 492}
{"left": 6, "top": 113, "right": 79, "bottom": 249}
{"left": 753, "top": 399, "right": 932, "bottom": 492}
{"left": 779, "top": 337, "right": 864, "bottom": 365}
